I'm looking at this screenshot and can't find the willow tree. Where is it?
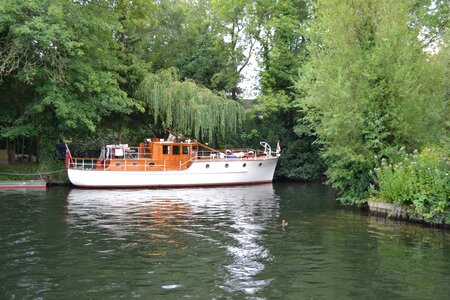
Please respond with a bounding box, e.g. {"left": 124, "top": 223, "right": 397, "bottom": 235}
{"left": 297, "top": 0, "right": 448, "bottom": 204}
{"left": 136, "top": 69, "right": 244, "bottom": 143}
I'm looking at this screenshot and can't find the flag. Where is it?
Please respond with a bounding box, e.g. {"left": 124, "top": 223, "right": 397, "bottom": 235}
{"left": 65, "top": 144, "right": 72, "bottom": 169}
{"left": 276, "top": 140, "right": 281, "bottom": 157}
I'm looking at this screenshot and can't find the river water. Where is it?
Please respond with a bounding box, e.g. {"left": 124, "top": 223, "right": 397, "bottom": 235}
{"left": 0, "top": 182, "right": 449, "bottom": 299}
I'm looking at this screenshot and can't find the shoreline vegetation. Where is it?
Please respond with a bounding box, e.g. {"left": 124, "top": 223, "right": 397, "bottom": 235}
{"left": 1, "top": 158, "right": 448, "bottom": 228}
{"left": 0, "top": 2, "right": 448, "bottom": 227}
{"left": 368, "top": 146, "right": 449, "bottom": 227}
{"left": 367, "top": 201, "right": 449, "bottom": 229}
{"left": 0, "top": 162, "right": 68, "bottom": 185}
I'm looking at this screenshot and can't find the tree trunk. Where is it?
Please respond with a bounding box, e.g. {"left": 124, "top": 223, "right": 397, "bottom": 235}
{"left": 7, "top": 139, "right": 15, "bottom": 164}
{"left": 118, "top": 122, "right": 123, "bottom": 144}
{"left": 231, "top": 89, "right": 237, "bottom": 100}
{"left": 35, "top": 138, "right": 40, "bottom": 164}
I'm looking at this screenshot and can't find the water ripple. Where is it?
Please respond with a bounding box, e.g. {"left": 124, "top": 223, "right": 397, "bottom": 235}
{"left": 65, "top": 185, "right": 280, "bottom": 296}
{"left": 2, "top": 184, "right": 449, "bottom": 299}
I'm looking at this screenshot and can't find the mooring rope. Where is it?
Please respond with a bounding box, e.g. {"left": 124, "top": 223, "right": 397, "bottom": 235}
{"left": 0, "top": 169, "right": 66, "bottom": 176}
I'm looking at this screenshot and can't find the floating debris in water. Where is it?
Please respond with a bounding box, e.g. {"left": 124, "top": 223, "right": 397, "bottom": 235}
{"left": 281, "top": 220, "right": 288, "bottom": 230}
{"left": 162, "top": 284, "right": 181, "bottom": 290}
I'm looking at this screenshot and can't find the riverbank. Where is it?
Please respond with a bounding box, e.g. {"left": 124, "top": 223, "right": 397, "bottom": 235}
{"left": 2, "top": 162, "right": 448, "bottom": 228}
{"left": 0, "top": 162, "right": 68, "bottom": 185}
{"left": 367, "top": 200, "right": 449, "bottom": 229}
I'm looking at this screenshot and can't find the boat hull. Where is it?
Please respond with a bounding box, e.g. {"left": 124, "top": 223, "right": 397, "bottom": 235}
{"left": 0, "top": 180, "right": 46, "bottom": 189}
{"left": 68, "top": 158, "right": 278, "bottom": 188}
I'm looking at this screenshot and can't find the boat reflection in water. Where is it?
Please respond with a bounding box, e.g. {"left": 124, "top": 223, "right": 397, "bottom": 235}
{"left": 66, "top": 184, "right": 280, "bottom": 295}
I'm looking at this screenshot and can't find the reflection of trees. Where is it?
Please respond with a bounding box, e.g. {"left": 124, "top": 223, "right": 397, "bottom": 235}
{"left": 66, "top": 185, "right": 280, "bottom": 296}
{"left": 263, "top": 181, "right": 450, "bottom": 299}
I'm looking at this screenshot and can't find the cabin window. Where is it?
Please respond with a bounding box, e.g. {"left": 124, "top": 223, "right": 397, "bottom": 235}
{"left": 205, "top": 164, "right": 210, "bottom": 169}
{"left": 149, "top": 162, "right": 155, "bottom": 167}
{"left": 173, "top": 145, "right": 180, "bottom": 155}
{"left": 258, "top": 163, "right": 263, "bottom": 167}
{"left": 225, "top": 163, "right": 229, "bottom": 168}
{"left": 182, "top": 146, "right": 189, "bottom": 154}
{"left": 243, "top": 163, "right": 247, "bottom": 168}
{"left": 163, "top": 145, "right": 170, "bottom": 154}
{"left": 131, "top": 162, "right": 138, "bottom": 166}
{"left": 115, "top": 162, "right": 122, "bottom": 167}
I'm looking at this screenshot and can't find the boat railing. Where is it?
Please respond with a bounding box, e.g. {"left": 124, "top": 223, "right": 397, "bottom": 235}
{"left": 69, "top": 147, "right": 273, "bottom": 171}
{"left": 70, "top": 158, "right": 167, "bottom": 171}
{"left": 179, "top": 155, "right": 197, "bottom": 170}
{"left": 195, "top": 148, "right": 267, "bottom": 161}
{"left": 71, "top": 158, "right": 98, "bottom": 170}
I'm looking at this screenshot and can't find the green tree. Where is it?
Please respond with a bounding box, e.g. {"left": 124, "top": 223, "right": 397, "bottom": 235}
{"left": 0, "top": 0, "right": 246, "bottom": 163}
{"left": 297, "top": 0, "right": 448, "bottom": 203}
{"left": 209, "top": 0, "right": 257, "bottom": 99}
{"left": 0, "top": 0, "right": 132, "bottom": 162}
{"left": 237, "top": 0, "right": 324, "bottom": 180}
{"left": 135, "top": 68, "right": 244, "bottom": 143}
{"left": 413, "top": 0, "right": 449, "bottom": 50}
{"left": 139, "top": 0, "right": 248, "bottom": 98}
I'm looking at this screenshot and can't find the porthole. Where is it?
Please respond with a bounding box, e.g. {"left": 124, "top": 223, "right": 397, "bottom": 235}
{"left": 132, "top": 162, "right": 138, "bottom": 166}
{"left": 148, "top": 162, "right": 155, "bottom": 167}
{"left": 115, "top": 162, "right": 122, "bottom": 167}
{"left": 258, "top": 162, "right": 263, "bottom": 167}
{"left": 206, "top": 164, "right": 210, "bottom": 169}
{"left": 243, "top": 163, "right": 247, "bottom": 168}
{"left": 225, "top": 163, "right": 229, "bottom": 168}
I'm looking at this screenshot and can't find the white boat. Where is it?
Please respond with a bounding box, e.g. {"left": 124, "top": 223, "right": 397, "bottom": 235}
{"left": 66, "top": 132, "right": 279, "bottom": 188}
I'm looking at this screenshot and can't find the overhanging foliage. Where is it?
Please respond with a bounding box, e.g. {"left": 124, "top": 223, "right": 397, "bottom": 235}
{"left": 136, "top": 69, "right": 244, "bottom": 142}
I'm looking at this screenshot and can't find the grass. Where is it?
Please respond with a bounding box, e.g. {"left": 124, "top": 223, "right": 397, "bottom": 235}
{"left": 0, "top": 161, "right": 68, "bottom": 184}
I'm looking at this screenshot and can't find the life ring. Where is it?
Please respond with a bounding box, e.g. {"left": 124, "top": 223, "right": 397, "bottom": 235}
{"left": 96, "top": 160, "right": 104, "bottom": 169}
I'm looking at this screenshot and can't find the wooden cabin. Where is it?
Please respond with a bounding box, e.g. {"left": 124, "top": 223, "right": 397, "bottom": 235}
{"left": 99, "top": 139, "right": 199, "bottom": 171}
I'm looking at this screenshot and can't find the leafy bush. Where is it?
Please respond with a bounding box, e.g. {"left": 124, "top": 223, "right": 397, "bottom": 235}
{"left": 237, "top": 110, "right": 326, "bottom": 181}
{"left": 276, "top": 139, "right": 325, "bottom": 181}
{"left": 372, "top": 147, "right": 450, "bottom": 224}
